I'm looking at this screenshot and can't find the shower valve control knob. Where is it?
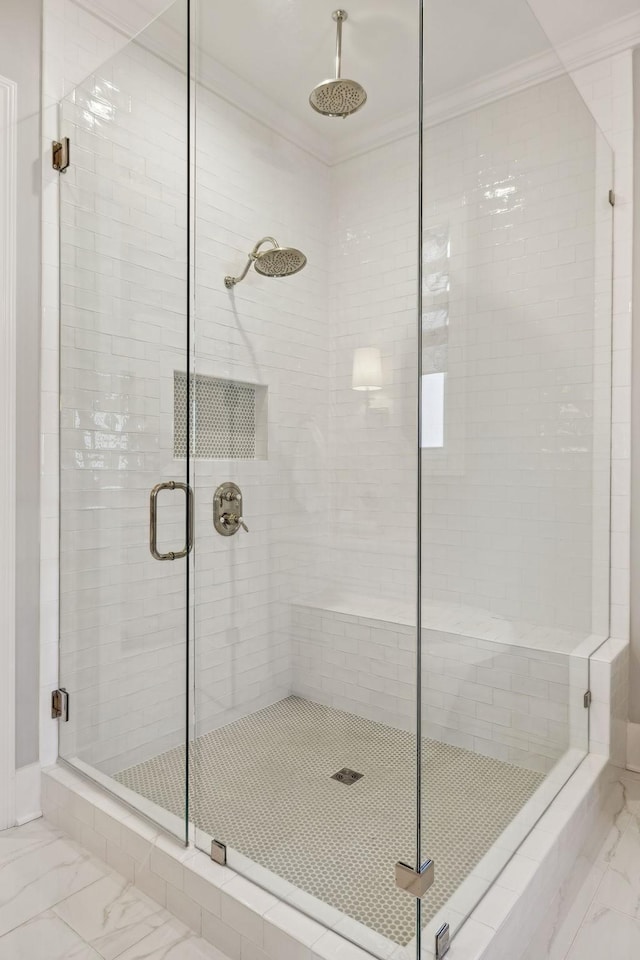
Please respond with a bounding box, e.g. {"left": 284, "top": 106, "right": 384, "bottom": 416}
{"left": 221, "top": 512, "right": 248, "bottom": 533}
{"left": 229, "top": 513, "right": 248, "bottom": 533}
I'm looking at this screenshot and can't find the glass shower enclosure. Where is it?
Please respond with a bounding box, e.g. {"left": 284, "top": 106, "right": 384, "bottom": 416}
{"left": 56, "top": 1, "right": 613, "bottom": 957}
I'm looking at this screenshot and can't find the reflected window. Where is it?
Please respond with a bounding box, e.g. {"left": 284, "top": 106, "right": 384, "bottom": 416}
{"left": 421, "top": 372, "right": 445, "bottom": 449}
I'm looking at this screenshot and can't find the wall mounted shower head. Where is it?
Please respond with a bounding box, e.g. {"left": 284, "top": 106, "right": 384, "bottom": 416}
{"left": 309, "top": 10, "right": 367, "bottom": 119}
{"left": 224, "top": 237, "right": 307, "bottom": 288}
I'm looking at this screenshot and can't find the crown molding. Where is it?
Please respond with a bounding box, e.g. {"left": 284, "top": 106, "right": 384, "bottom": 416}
{"left": 72, "top": 0, "right": 333, "bottom": 164}
{"left": 69, "top": 0, "right": 640, "bottom": 167}
{"left": 73, "top": 0, "right": 174, "bottom": 42}
{"left": 331, "top": 9, "right": 640, "bottom": 164}
{"left": 558, "top": 8, "right": 640, "bottom": 72}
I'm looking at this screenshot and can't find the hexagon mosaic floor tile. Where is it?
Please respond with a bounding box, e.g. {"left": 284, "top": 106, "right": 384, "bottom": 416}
{"left": 115, "top": 697, "right": 543, "bottom": 945}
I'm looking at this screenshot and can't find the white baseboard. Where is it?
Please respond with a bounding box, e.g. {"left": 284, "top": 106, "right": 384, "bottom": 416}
{"left": 15, "top": 762, "right": 42, "bottom": 825}
{"left": 627, "top": 722, "right": 640, "bottom": 773}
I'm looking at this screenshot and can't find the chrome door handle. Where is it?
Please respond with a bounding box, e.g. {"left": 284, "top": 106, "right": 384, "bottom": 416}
{"left": 149, "top": 481, "right": 194, "bottom": 560}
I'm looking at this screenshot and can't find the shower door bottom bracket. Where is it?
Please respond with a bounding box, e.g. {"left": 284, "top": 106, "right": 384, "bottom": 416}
{"left": 435, "top": 922, "right": 450, "bottom": 959}
{"left": 211, "top": 840, "right": 227, "bottom": 866}
{"left": 394, "top": 858, "right": 434, "bottom": 898}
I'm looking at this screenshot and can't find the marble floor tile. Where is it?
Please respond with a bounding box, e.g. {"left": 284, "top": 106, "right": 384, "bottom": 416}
{"left": 594, "top": 826, "right": 640, "bottom": 918}
{"left": 0, "top": 819, "right": 64, "bottom": 867}
{"left": 565, "top": 904, "right": 640, "bottom": 960}
{"left": 54, "top": 873, "right": 168, "bottom": 959}
{"left": 620, "top": 775, "right": 640, "bottom": 834}
{"left": 0, "top": 831, "right": 107, "bottom": 937}
{"left": 0, "top": 821, "right": 230, "bottom": 960}
{"left": 555, "top": 778, "right": 640, "bottom": 960}
{"left": 0, "top": 910, "right": 102, "bottom": 960}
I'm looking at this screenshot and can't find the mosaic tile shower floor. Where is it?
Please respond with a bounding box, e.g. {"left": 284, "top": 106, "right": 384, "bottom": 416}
{"left": 115, "top": 697, "right": 543, "bottom": 946}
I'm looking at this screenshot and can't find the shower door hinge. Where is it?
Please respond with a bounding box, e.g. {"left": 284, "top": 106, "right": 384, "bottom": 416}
{"left": 52, "top": 137, "right": 70, "bottom": 173}
{"left": 435, "top": 923, "right": 450, "bottom": 959}
{"left": 211, "top": 840, "right": 227, "bottom": 866}
{"left": 584, "top": 689, "right": 592, "bottom": 708}
{"left": 395, "top": 858, "right": 434, "bottom": 898}
{"left": 608, "top": 189, "right": 615, "bottom": 207}
{"left": 51, "top": 688, "right": 69, "bottom": 722}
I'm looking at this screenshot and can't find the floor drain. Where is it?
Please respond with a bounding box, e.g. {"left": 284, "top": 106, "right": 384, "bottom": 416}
{"left": 331, "top": 768, "right": 364, "bottom": 785}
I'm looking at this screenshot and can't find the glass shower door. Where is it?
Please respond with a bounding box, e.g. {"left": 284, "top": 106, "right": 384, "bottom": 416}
{"left": 419, "top": 0, "right": 613, "bottom": 953}
{"left": 188, "top": 2, "right": 422, "bottom": 958}
{"left": 56, "top": 0, "right": 192, "bottom": 843}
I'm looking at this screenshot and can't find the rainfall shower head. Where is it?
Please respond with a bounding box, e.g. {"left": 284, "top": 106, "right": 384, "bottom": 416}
{"left": 310, "top": 10, "right": 367, "bottom": 119}
{"left": 224, "top": 237, "right": 307, "bottom": 288}
{"left": 254, "top": 245, "right": 307, "bottom": 278}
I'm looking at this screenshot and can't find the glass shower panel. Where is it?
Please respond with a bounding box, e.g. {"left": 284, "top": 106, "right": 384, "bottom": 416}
{"left": 419, "top": 0, "right": 613, "bottom": 948}
{"left": 57, "top": 1, "right": 191, "bottom": 842}
{"left": 187, "top": 2, "right": 422, "bottom": 957}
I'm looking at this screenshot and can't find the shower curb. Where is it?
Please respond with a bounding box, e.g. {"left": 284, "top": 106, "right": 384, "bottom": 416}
{"left": 41, "top": 754, "right": 621, "bottom": 960}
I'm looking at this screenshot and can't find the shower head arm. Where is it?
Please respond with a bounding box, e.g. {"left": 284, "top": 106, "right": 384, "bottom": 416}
{"left": 250, "top": 236, "right": 279, "bottom": 257}
{"left": 224, "top": 237, "right": 280, "bottom": 288}
{"left": 224, "top": 255, "right": 253, "bottom": 288}
{"left": 333, "top": 10, "right": 347, "bottom": 80}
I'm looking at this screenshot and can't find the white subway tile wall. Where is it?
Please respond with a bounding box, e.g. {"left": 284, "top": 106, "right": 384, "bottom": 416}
{"left": 328, "top": 134, "right": 419, "bottom": 605}
{"left": 291, "top": 603, "right": 585, "bottom": 773}
{"left": 52, "top": 8, "right": 612, "bottom": 781}
{"left": 190, "top": 77, "right": 331, "bottom": 741}
{"left": 42, "top": 0, "right": 627, "bottom": 814}
{"left": 293, "top": 73, "right": 609, "bottom": 772}
{"left": 57, "top": 32, "right": 331, "bottom": 773}
{"left": 58, "top": 37, "right": 191, "bottom": 774}
{"left": 327, "top": 74, "right": 610, "bottom": 634}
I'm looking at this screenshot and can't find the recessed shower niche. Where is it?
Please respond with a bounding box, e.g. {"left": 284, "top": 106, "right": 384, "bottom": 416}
{"left": 173, "top": 372, "right": 268, "bottom": 460}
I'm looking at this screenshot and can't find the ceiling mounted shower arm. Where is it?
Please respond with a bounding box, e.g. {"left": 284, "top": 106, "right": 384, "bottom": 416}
{"left": 309, "top": 10, "right": 366, "bottom": 119}
{"left": 334, "top": 9, "right": 346, "bottom": 80}
{"left": 225, "top": 237, "right": 278, "bottom": 288}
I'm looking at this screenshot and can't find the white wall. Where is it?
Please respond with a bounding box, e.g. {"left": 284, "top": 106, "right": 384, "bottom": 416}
{"left": 1, "top": 0, "right": 42, "bottom": 771}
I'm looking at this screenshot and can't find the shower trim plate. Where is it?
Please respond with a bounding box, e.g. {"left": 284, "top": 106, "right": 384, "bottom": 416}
{"left": 213, "top": 482, "right": 249, "bottom": 536}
